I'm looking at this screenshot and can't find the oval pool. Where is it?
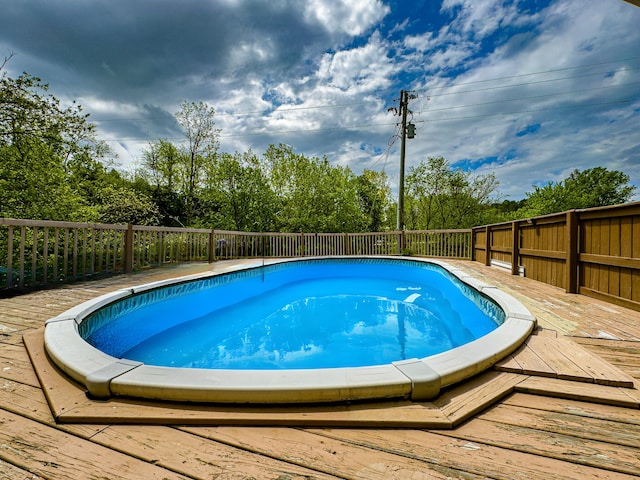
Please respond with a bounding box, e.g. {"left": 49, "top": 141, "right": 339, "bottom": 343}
{"left": 44, "top": 257, "right": 536, "bottom": 404}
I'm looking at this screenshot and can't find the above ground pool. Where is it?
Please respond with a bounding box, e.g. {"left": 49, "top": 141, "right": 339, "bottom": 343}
{"left": 44, "top": 257, "right": 536, "bottom": 404}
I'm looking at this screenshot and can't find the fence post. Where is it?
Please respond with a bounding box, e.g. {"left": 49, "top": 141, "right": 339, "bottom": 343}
{"left": 124, "top": 224, "right": 134, "bottom": 273}
{"left": 484, "top": 226, "right": 491, "bottom": 266}
{"left": 398, "top": 230, "right": 406, "bottom": 254}
{"left": 565, "top": 210, "right": 578, "bottom": 293}
{"left": 344, "top": 232, "right": 350, "bottom": 255}
{"left": 511, "top": 221, "right": 520, "bottom": 275}
{"left": 470, "top": 229, "right": 476, "bottom": 261}
{"left": 208, "top": 229, "right": 216, "bottom": 263}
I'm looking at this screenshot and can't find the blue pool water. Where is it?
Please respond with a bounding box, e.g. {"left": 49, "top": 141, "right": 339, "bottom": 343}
{"left": 81, "top": 259, "right": 505, "bottom": 370}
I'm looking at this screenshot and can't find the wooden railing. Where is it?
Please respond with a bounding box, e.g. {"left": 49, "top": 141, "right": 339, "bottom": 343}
{"left": 212, "top": 229, "right": 472, "bottom": 259}
{"left": 3, "top": 202, "right": 639, "bottom": 313}
{"left": 0, "top": 219, "right": 211, "bottom": 291}
{"left": 472, "top": 201, "right": 640, "bottom": 312}
{"left": 0, "top": 218, "right": 472, "bottom": 292}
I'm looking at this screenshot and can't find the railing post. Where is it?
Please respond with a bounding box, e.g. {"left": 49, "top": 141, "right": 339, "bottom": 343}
{"left": 344, "top": 232, "right": 350, "bottom": 255}
{"left": 208, "top": 229, "right": 216, "bottom": 263}
{"left": 124, "top": 224, "right": 134, "bottom": 273}
{"left": 470, "top": 229, "right": 476, "bottom": 261}
{"left": 484, "top": 226, "right": 491, "bottom": 266}
{"left": 511, "top": 221, "right": 520, "bottom": 275}
{"left": 565, "top": 210, "right": 578, "bottom": 293}
{"left": 397, "top": 230, "right": 406, "bottom": 255}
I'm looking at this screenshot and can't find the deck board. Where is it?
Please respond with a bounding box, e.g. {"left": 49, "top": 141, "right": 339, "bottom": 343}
{"left": 91, "top": 425, "right": 340, "bottom": 480}
{"left": 443, "top": 416, "right": 640, "bottom": 477}
{"left": 504, "top": 392, "right": 640, "bottom": 424}
{"left": 496, "top": 335, "right": 637, "bottom": 387}
{"left": 308, "top": 427, "right": 638, "bottom": 480}
{"left": 2, "top": 259, "right": 640, "bottom": 479}
{"left": 432, "top": 370, "right": 524, "bottom": 426}
{"left": 477, "top": 401, "right": 640, "bottom": 448}
{"left": 0, "top": 459, "right": 45, "bottom": 480}
{"left": 515, "top": 376, "right": 640, "bottom": 407}
{"left": 0, "top": 341, "right": 40, "bottom": 387}
{"left": 182, "top": 426, "right": 486, "bottom": 480}
{"left": 0, "top": 408, "right": 191, "bottom": 480}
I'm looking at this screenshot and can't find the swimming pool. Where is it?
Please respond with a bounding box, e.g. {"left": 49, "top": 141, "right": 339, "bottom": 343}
{"left": 44, "top": 257, "right": 536, "bottom": 404}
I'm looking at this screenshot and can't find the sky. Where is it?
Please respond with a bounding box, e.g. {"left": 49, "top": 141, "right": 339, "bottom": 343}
{"left": 1, "top": 0, "right": 639, "bottom": 201}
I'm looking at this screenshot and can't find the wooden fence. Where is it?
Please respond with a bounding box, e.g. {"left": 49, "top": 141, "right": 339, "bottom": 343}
{"left": 472, "top": 201, "right": 640, "bottom": 312}
{"left": 0, "top": 218, "right": 471, "bottom": 292}
{"left": 3, "top": 203, "right": 640, "bottom": 313}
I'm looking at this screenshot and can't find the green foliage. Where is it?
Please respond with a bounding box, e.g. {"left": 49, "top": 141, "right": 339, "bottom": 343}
{"left": 175, "top": 101, "right": 220, "bottom": 225}
{"left": 0, "top": 71, "right": 107, "bottom": 221}
{"left": 142, "top": 139, "right": 181, "bottom": 191}
{"left": 263, "top": 144, "right": 369, "bottom": 232}
{"left": 96, "top": 185, "right": 160, "bottom": 225}
{"left": 356, "top": 169, "right": 391, "bottom": 232}
{"left": 517, "top": 167, "right": 636, "bottom": 217}
{"left": 2, "top": 69, "right": 635, "bottom": 233}
{"left": 405, "top": 157, "right": 499, "bottom": 229}
{"left": 201, "top": 151, "right": 278, "bottom": 231}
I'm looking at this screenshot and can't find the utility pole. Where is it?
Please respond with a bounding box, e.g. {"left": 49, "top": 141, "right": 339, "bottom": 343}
{"left": 393, "top": 90, "right": 416, "bottom": 233}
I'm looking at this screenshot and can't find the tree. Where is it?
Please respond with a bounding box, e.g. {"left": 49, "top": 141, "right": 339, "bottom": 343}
{"left": 96, "top": 185, "right": 160, "bottom": 225}
{"left": 0, "top": 71, "right": 107, "bottom": 220}
{"left": 202, "top": 151, "right": 278, "bottom": 231}
{"left": 175, "top": 101, "right": 220, "bottom": 225}
{"left": 518, "top": 167, "right": 636, "bottom": 217}
{"left": 355, "top": 169, "right": 392, "bottom": 231}
{"left": 263, "top": 144, "right": 366, "bottom": 232}
{"left": 142, "top": 139, "right": 181, "bottom": 191}
{"left": 405, "top": 157, "right": 499, "bottom": 229}
{"left": 141, "top": 139, "right": 185, "bottom": 226}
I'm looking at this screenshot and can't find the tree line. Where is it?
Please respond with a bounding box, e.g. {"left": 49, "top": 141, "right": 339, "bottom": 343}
{"left": 1, "top": 69, "right": 636, "bottom": 232}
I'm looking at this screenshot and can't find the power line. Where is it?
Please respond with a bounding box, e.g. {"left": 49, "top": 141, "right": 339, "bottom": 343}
{"left": 415, "top": 99, "right": 631, "bottom": 124}
{"left": 414, "top": 81, "right": 640, "bottom": 114}
{"left": 415, "top": 56, "right": 640, "bottom": 92}
{"left": 414, "top": 66, "right": 640, "bottom": 102}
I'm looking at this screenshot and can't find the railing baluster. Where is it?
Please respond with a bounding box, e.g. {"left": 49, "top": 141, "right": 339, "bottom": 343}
{"left": 6, "top": 226, "right": 13, "bottom": 289}
{"left": 19, "top": 226, "right": 26, "bottom": 288}
{"left": 31, "top": 227, "right": 38, "bottom": 286}
{"left": 43, "top": 227, "right": 49, "bottom": 285}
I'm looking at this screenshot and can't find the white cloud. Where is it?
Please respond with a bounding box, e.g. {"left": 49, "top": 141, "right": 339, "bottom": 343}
{"left": 304, "top": 0, "right": 390, "bottom": 36}
{"left": 441, "top": 0, "right": 520, "bottom": 39}
{"left": 315, "top": 32, "right": 393, "bottom": 92}
{"left": 1, "top": 0, "right": 638, "bottom": 200}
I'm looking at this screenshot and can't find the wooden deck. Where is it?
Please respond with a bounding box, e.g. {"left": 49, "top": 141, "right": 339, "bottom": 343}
{"left": 2, "top": 259, "right": 640, "bottom": 479}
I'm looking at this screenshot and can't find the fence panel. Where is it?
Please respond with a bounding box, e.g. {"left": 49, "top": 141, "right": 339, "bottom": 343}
{"left": 0, "top": 219, "right": 128, "bottom": 290}
{"left": 405, "top": 230, "right": 472, "bottom": 258}
{"left": 519, "top": 214, "right": 567, "bottom": 289}
{"left": 348, "top": 232, "right": 398, "bottom": 255}
{"left": 471, "top": 202, "right": 640, "bottom": 311}
{"left": 577, "top": 203, "right": 640, "bottom": 310}
{"left": 132, "top": 226, "right": 210, "bottom": 269}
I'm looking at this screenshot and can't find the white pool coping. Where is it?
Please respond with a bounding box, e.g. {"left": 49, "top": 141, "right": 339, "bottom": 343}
{"left": 44, "top": 257, "right": 536, "bottom": 404}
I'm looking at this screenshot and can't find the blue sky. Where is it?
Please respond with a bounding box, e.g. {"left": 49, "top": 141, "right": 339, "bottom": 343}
{"left": 1, "top": 0, "right": 639, "bottom": 200}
